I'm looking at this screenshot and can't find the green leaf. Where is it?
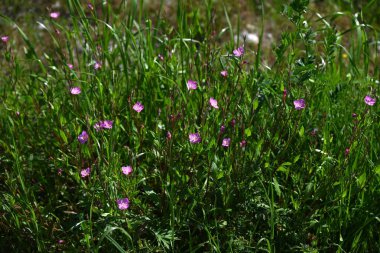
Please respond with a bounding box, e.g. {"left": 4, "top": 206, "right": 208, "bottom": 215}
{"left": 244, "top": 128, "right": 252, "bottom": 137}
{"left": 374, "top": 165, "right": 380, "bottom": 176}
{"left": 357, "top": 172, "right": 366, "bottom": 188}
{"left": 299, "top": 125, "right": 304, "bottom": 137}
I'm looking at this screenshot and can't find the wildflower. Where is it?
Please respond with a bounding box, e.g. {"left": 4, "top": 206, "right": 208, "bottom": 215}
{"left": 187, "top": 80, "right": 197, "bottom": 90}
{"left": 88, "top": 3, "right": 94, "bottom": 11}
{"left": 230, "top": 119, "right": 236, "bottom": 127}
{"left": 364, "top": 95, "right": 376, "bottom": 106}
{"left": 78, "top": 131, "right": 89, "bottom": 144}
{"left": 233, "top": 46, "right": 244, "bottom": 57}
{"left": 122, "top": 166, "right": 133, "bottom": 175}
{"left": 94, "top": 61, "right": 101, "bottom": 70}
{"left": 58, "top": 240, "right": 65, "bottom": 244}
{"left": 94, "top": 120, "right": 113, "bottom": 131}
{"left": 220, "top": 125, "right": 226, "bottom": 133}
{"left": 222, "top": 138, "right": 231, "bottom": 147}
{"left": 67, "top": 63, "right": 73, "bottom": 69}
{"left": 50, "top": 12, "right": 60, "bottom": 19}
{"left": 81, "top": 167, "right": 91, "bottom": 178}
{"left": 352, "top": 113, "right": 357, "bottom": 118}
{"left": 345, "top": 148, "right": 350, "bottom": 156}
{"left": 57, "top": 168, "right": 63, "bottom": 176}
{"left": 101, "top": 120, "right": 113, "bottom": 129}
{"left": 209, "top": 97, "right": 219, "bottom": 109}
{"left": 240, "top": 139, "right": 247, "bottom": 148}
{"left": 166, "top": 131, "right": 172, "bottom": 140}
{"left": 133, "top": 102, "right": 144, "bottom": 113}
{"left": 1, "top": 36, "right": 9, "bottom": 44}
{"left": 158, "top": 54, "right": 164, "bottom": 61}
{"left": 70, "top": 87, "right": 81, "bottom": 95}
{"left": 220, "top": 70, "right": 228, "bottom": 77}
{"left": 116, "top": 198, "right": 130, "bottom": 210}
{"left": 189, "top": 133, "right": 201, "bottom": 144}
{"left": 293, "top": 99, "right": 306, "bottom": 110}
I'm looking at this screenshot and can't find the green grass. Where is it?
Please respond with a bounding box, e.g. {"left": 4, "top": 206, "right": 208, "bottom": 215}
{"left": 1, "top": 0, "right": 379, "bottom": 252}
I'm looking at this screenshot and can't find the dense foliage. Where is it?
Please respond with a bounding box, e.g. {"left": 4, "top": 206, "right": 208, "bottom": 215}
{"left": 1, "top": 0, "right": 379, "bottom": 252}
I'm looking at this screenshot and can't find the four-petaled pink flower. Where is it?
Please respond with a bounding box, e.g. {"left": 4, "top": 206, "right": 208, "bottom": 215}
{"left": 220, "top": 70, "right": 228, "bottom": 77}
{"left": 1, "top": 36, "right": 9, "bottom": 44}
{"left": 293, "top": 99, "right": 306, "bottom": 110}
{"left": 70, "top": 87, "right": 81, "bottom": 95}
{"left": 78, "top": 131, "right": 89, "bottom": 144}
{"left": 187, "top": 80, "right": 197, "bottom": 90}
{"left": 189, "top": 133, "right": 201, "bottom": 144}
{"left": 133, "top": 102, "right": 144, "bottom": 113}
{"left": 209, "top": 97, "right": 219, "bottom": 109}
{"left": 81, "top": 167, "right": 91, "bottom": 178}
{"left": 94, "top": 120, "right": 113, "bottom": 131}
{"left": 101, "top": 120, "right": 113, "bottom": 129}
{"left": 364, "top": 95, "right": 376, "bottom": 106}
{"left": 233, "top": 46, "right": 244, "bottom": 57}
{"left": 50, "top": 12, "right": 60, "bottom": 19}
{"left": 94, "top": 61, "right": 101, "bottom": 70}
{"left": 116, "top": 198, "right": 130, "bottom": 210}
{"left": 222, "top": 138, "right": 231, "bottom": 147}
{"left": 122, "top": 166, "right": 133, "bottom": 175}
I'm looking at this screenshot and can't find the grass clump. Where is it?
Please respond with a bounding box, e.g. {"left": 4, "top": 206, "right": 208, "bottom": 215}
{"left": 0, "top": 0, "right": 379, "bottom": 252}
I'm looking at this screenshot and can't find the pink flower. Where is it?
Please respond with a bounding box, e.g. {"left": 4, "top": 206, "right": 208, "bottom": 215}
{"left": 240, "top": 139, "right": 247, "bottom": 148}
{"left": 67, "top": 63, "right": 74, "bottom": 69}
{"left": 233, "top": 46, "right": 244, "bottom": 57}
{"left": 293, "top": 99, "right": 306, "bottom": 110}
{"left": 209, "top": 97, "right": 219, "bottom": 109}
{"left": 166, "top": 131, "right": 172, "bottom": 140}
{"left": 1, "top": 36, "right": 9, "bottom": 43}
{"left": 345, "top": 148, "right": 350, "bottom": 156}
{"left": 50, "top": 12, "right": 60, "bottom": 19}
{"left": 133, "top": 102, "right": 144, "bottom": 113}
{"left": 122, "top": 166, "right": 133, "bottom": 175}
{"left": 220, "top": 70, "right": 228, "bottom": 77}
{"left": 187, "top": 80, "right": 197, "bottom": 90}
{"left": 101, "top": 120, "right": 113, "bottom": 129}
{"left": 57, "top": 168, "right": 63, "bottom": 176}
{"left": 116, "top": 198, "right": 130, "bottom": 210}
{"left": 94, "top": 120, "right": 113, "bottom": 130}
{"left": 81, "top": 167, "right": 91, "bottom": 178}
{"left": 222, "top": 138, "right": 231, "bottom": 147}
{"left": 364, "top": 95, "right": 376, "bottom": 106}
{"left": 220, "top": 125, "right": 226, "bottom": 133}
{"left": 88, "top": 3, "right": 94, "bottom": 11}
{"left": 78, "top": 131, "right": 89, "bottom": 144}
{"left": 70, "top": 87, "right": 81, "bottom": 95}
{"left": 189, "top": 133, "right": 201, "bottom": 144}
{"left": 94, "top": 61, "right": 101, "bottom": 70}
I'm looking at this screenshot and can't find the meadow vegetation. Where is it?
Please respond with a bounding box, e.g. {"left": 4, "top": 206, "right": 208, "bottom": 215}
{"left": 0, "top": 0, "right": 379, "bottom": 252}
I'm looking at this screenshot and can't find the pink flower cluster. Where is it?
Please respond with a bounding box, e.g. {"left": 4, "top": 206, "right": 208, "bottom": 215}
{"left": 94, "top": 120, "right": 113, "bottom": 131}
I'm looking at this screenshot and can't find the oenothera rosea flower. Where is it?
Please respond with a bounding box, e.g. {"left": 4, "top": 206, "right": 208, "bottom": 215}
{"left": 220, "top": 70, "right": 228, "bottom": 77}
{"left": 222, "top": 138, "right": 231, "bottom": 147}
{"left": 50, "top": 12, "right": 60, "bottom": 19}
{"left": 133, "top": 102, "right": 144, "bottom": 112}
{"left": 70, "top": 87, "right": 81, "bottom": 95}
{"left": 94, "top": 120, "right": 113, "bottom": 131}
{"left": 364, "top": 95, "right": 376, "bottom": 106}
{"left": 293, "top": 99, "right": 306, "bottom": 110}
{"left": 187, "top": 80, "right": 197, "bottom": 90}
{"left": 116, "top": 198, "right": 130, "bottom": 210}
{"left": 78, "top": 131, "right": 89, "bottom": 144}
{"left": 81, "top": 167, "right": 91, "bottom": 178}
{"left": 122, "top": 166, "right": 133, "bottom": 175}
{"left": 209, "top": 97, "right": 219, "bottom": 109}
{"left": 94, "top": 61, "right": 101, "bottom": 70}
{"left": 233, "top": 46, "right": 244, "bottom": 57}
{"left": 1, "top": 36, "right": 9, "bottom": 43}
{"left": 189, "top": 133, "right": 201, "bottom": 144}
